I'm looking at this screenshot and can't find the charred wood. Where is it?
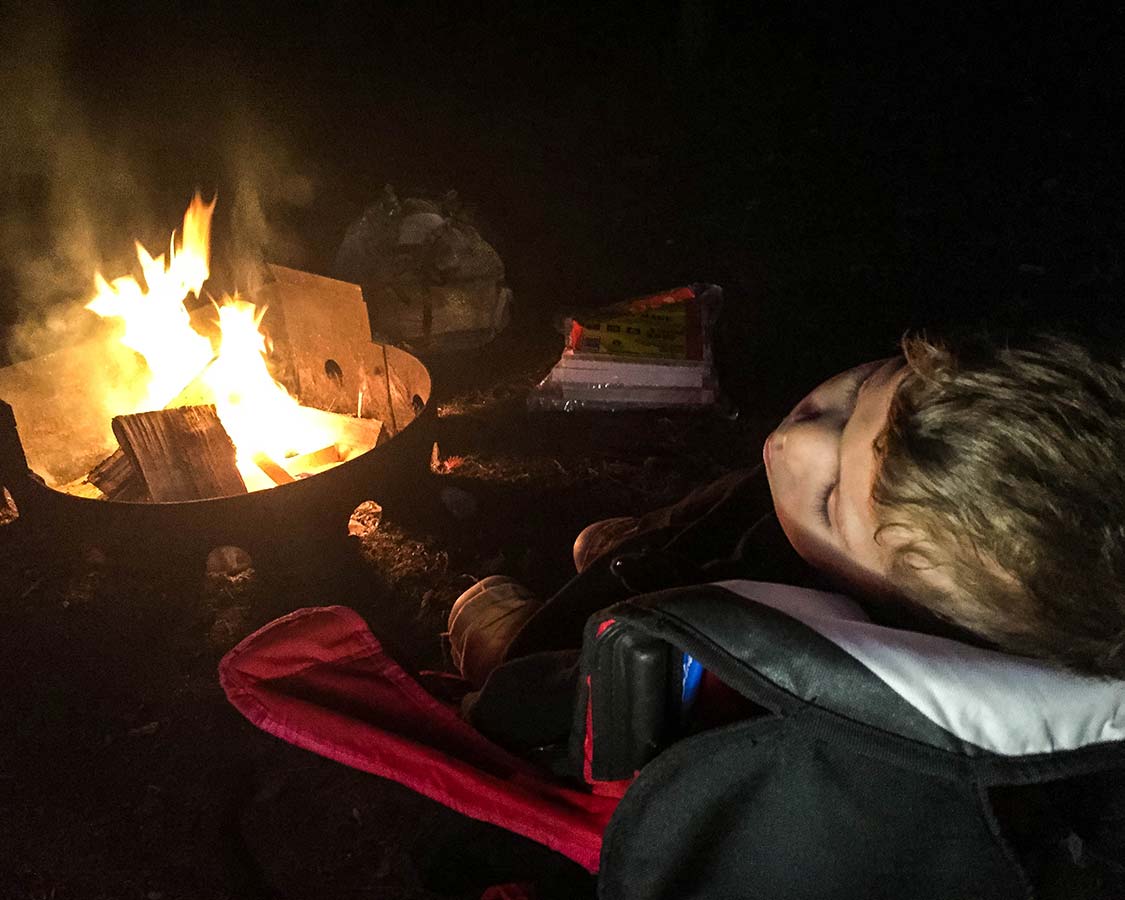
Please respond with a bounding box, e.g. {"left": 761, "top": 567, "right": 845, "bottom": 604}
{"left": 112, "top": 405, "right": 247, "bottom": 501}
{"left": 86, "top": 449, "right": 149, "bottom": 501}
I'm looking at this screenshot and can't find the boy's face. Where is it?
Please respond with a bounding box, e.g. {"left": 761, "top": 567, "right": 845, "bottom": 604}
{"left": 764, "top": 358, "right": 909, "bottom": 599}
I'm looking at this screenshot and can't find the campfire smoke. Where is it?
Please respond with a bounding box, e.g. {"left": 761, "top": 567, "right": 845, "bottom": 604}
{"left": 0, "top": 8, "right": 433, "bottom": 569}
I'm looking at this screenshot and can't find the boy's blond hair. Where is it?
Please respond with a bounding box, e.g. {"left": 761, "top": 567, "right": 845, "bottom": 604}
{"left": 872, "top": 334, "right": 1125, "bottom": 678}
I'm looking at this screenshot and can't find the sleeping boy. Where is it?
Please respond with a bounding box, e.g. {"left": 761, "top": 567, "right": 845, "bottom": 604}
{"left": 442, "top": 330, "right": 1125, "bottom": 891}
{"left": 449, "top": 331, "right": 1125, "bottom": 721}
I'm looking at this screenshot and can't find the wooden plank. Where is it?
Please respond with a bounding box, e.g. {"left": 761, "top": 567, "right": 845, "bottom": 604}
{"left": 112, "top": 405, "right": 247, "bottom": 502}
{"left": 355, "top": 342, "right": 424, "bottom": 436}
{"left": 298, "top": 407, "right": 387, "bottom": 459}
{"left": 253, "top": 452, "right": 296, "bottom": 486}
{"left": 86, "top": 448, "right": 149, "bottom": 501}
{"left": 256, "top": 264, "right": 374, "bottom": 415}
{"left": 282, "top": 444, "right": 341, "bottom": 477}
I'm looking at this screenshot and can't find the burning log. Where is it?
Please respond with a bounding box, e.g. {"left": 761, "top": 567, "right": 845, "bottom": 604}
{"left": 298, "top": 408, "right": 388, "bottom": 459}
{"left": 252, "top": 453, "right": 296, "bottom": 486}
{"left": 244, "top": 411, "right": 384, "bottom": 488}
{"left": 252, "top": 443, "right": 345, "bottom": 487}
{"left": 166, "top": 358, "right": 218, "bottom": 409}
{"left": 86, "top": 449, "right": 149, "bottom": 501}
{"left": 283, "top": 444, "right": 341, "bottom": 473}
{"left": 112, "top": 405, "right": 247, "bottom": 502}
{"left": 249, "top": 415, "right": 385, "bottom": 488}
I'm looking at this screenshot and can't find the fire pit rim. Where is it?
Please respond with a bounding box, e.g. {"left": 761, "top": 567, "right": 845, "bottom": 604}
{"left": 0, "top": 342, "right": 435, "bottom": 567}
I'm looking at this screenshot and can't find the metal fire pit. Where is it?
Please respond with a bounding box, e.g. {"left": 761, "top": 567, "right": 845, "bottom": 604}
{"left": 0, "top": 267, "right": 434, "bottom": 569}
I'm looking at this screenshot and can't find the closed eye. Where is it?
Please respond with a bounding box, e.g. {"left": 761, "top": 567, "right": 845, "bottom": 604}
{"left": 818, "top": 481, "right": 835, "bottom": 527}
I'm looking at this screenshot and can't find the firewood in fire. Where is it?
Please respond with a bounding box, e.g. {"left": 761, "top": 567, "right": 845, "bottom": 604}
{"left": 252, "top": 420, "right": 383, "bottom": 487}
{"left": 165, "top": 357, "right": 218, "bottom": 409}
{"left": 252, "top": 452, "right": 296, "bottom": 486}
{"left": 298, "top": 408, "right": 387, "bottom": 460}
{"left": 283, "top": 444, "right": 341, "bottom": 475}
{"left": 112, "top": 405, "right": 247, "bottom": 502}
{"left": 86, "top": 448, "right": 150, "bottom": 501}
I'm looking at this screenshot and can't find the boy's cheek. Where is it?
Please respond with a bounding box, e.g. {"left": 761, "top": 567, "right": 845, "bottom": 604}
{"left": 766, "top": 465, "right": 825, "bottom": 551}
{"left": 767, "top": 459, "right": 871, "bottom": 581}
{"left": 773, "top": 502, "right": 827, "bottom": 566}
{"left": 775, "top": 503, "right": 903, "bottom": 601}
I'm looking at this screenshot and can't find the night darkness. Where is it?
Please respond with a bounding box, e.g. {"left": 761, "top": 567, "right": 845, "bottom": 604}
{"left": 2, "top": 2, "right": 1125, "bottom": 898}
{"left": 4, "top": 3, "right": 1123, "bottom": 401}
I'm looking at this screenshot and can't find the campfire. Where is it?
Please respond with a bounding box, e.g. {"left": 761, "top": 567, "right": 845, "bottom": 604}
{"left": 0, "top": 195, "right": 432, "bottom": 567}
{"left": 2, "top": 195, "right": 420, "bottom": 504}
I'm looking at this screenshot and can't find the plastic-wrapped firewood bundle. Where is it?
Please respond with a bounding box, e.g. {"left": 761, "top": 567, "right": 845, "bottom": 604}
{"left": 529, "top": 284, "right": 723, "bottom": 412}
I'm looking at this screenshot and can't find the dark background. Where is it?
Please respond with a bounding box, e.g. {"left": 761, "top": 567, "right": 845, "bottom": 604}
{"left": 3, "top": 1, "right": 1123, "bottom": 408}
{"left": 2, "top": 3, "right": 1125, "bottom": 898}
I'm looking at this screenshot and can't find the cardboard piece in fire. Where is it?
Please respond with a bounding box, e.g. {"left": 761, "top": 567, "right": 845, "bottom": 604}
{"left": 332, "top": 186, "right": 512, "bottom": 351}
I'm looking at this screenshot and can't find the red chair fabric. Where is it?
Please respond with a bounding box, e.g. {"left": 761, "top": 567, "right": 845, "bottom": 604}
{"left": 219, "top": 605, "right": 619, "bottom": 872}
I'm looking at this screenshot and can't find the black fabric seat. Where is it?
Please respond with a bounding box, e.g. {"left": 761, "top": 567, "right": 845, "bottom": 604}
{"left": 574, "top": 580, "right": 1125, "bottom": 900}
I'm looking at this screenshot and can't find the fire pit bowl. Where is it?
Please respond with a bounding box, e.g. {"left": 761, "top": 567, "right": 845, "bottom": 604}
{"left": 0, "top": 342, "right": 433, "bottom": 570}
{"left": 0, "top": 199, "right": 440, "bottom": 572}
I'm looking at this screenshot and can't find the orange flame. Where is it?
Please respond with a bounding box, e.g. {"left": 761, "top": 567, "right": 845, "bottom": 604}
{"left": 86, "top": 194, "right": 216, "bottom": 408}
{"left": 202, "top": 299, "right": 335, "bottom": 478}
{"left": 85, "top": 194, "right": 342, "bottom": 491}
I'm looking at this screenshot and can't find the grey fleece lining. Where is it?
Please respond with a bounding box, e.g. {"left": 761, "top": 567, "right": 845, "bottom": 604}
{"left": 716, "top": 580, "right": 1125, "bottom": 756}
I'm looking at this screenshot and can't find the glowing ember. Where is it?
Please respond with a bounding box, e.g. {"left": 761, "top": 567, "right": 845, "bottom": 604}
{"left": 84, "top": 194, "right": 356, "bottom": 492}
